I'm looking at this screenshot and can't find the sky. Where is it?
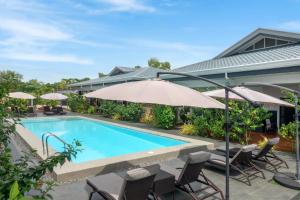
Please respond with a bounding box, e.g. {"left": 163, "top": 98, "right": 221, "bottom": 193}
{"left": 0, "top": 0, "right": 300, "bottom": 83}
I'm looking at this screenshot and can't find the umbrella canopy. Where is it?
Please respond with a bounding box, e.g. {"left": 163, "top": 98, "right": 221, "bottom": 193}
{"left": 9, "top": 92, "right": 35, "bottom": 99}
{"left": 203, "top": 86, "right": 293, "bottom": 107}
{"left": 40, "top": 93, "right": 68, "bottom": 100}
{"left": 85, "top": 79, "right": 225, "bottom": 109}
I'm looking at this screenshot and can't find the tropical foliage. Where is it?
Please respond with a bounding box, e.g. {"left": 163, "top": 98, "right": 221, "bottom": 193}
{"left": 277, "top": 91, "right": 299, "bottom": 141}
{"left": 229, "top": 101, "right": 271, "bottom": 144}
{"left": 190, "top": 108, "right": 225, "bottom": 139}
{"left": 152, "top": 105, "right": 176, "bottom": 129}
{"left": 180, "top": 123, "right": 198, "bottom": 135}
{"left": 0, "top": 70, "right": 89, "bottom": 97}
{"left": 67, "top": 94, "right": 88, "bottom": 113}
{"left": 148, "top": 57, "right": 171, "bottom": 70}
{"left": 179, "top": 101, "right": 271, "bottom": 143}
{"left": 279, "top": 122, "right": 297, "bottom": 140}
{"left": 99, "top": 101, "right": 144, "bottom": 122}
{"left": 140, "top": 112, "right": 154, "bottom": 125}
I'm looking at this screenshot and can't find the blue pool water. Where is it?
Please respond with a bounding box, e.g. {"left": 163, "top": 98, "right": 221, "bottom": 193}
{"left": 21, "top": 117, "right": 186, "bottom": 163}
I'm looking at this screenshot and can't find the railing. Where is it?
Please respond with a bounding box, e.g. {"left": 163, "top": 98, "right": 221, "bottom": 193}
{"left": 42, "top": 132, "right": 68, "bottom": 157}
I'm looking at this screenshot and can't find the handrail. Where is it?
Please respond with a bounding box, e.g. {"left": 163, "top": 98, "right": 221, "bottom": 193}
{"left": 42, "top": 132, "right": 52, "bottom": 155}
{"left": 42, "top": 132, "right": 69, "bottom": 157}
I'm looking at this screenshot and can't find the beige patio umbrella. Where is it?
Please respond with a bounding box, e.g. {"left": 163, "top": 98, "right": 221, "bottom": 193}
{"left": 9, "top": 92, "right": 35, "bottom": 100}
{"left": 40, "top": 93, "right": 68, "bottom": 100}
{"left": 203, "top": 86, "right": 293, "bottom": 107}
{"left": 85, "top": 79, "right": 225, "bottom": 109}
{"left": 9, "top": 92, "right": 36, "bottom": 106}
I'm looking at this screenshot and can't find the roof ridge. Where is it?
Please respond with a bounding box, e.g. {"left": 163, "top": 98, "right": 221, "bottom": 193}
{"left": 215, "top": 28, "right": 300, "bottom": 59}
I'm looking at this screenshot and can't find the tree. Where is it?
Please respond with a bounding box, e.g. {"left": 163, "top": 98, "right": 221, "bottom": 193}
{"left": 20, "top": 79, "right": 43, "bottom": 93}
{"left": 98, "top": 72, "right": 106, "bottom": 78}
{"left": 0, "top": 70, "right": 23, "bottom": 92}
{"left": 148, "top": 58, "right": 161, "bottom": 68}
{"left": 134, "top": 65, "right": 141, "bottom": 69}
{"left": 229, "top": 101, "right": 271, "bottom": 144}
{"left": 160, "top": 61, "right": 171, "bottom": 70}
{"left": 147, "top": 58, "right": 171, "bottom": 70}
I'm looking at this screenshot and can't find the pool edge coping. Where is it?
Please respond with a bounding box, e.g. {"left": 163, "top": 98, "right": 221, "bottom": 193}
{"left": 16, "top": 115, "right": 214, "bottom": 182}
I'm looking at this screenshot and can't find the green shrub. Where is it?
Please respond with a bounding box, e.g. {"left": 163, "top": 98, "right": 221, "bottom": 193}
{"left": 99, "top": 101, "right": 144, "bottom": 122}
{"left": 191, "top": 108, "right": 225, "bottom": 139}
{"left": 99, "top": 100, "right": 116, "bottom": 117}
{"left": 112, "top": 113, "right": 122, "bottom": 120}
{"left": 87, "top": 105, "right": 96, "bottom": 114}
{"left": 121, "top": 103, "right": 144, "bottom": 122}
{"left": 229, "top": 100, "right": 271, "bottom": 143}
{"left": 279, "top": 122, "right": 297, "bottom": 140}
{"left": 193, "top": 115, "right": 209, "bottom": 137}
{"left": 209, "top": 117, "right": 225, "bottom": 139}
{"left": 153, "top": 105, "right": 176, "bottom": 129}
{"left": 140, "top": 112, "right": 154, "bottom": 125}
{"left": 180, "top": 123, "right": 198, "bottom": 135}
{"left": 67, "top": 94, "right": 87, "bottom": 113}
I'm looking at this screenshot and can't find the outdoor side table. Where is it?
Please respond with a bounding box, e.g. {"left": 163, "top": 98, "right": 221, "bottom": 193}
{"left": 144, "top": 165, "right": 176, "bottom": 198}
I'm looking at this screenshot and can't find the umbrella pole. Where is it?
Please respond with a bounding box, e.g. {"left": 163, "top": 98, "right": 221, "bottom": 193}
{"left": 156, "top": 72, "right": 258, "bottom": 200}
{"left": 225, "top": 89, "right": 230, "bottom": 200}
{"left": 295, "top": 94, "right": 300, "bottom": 179}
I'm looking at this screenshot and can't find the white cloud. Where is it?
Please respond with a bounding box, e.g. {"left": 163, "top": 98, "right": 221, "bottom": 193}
{"left": 98, "top": 0, "right": 155, "bottom": 12}
{"left": 72, "top": 0, "right": 155, "bottom": 14}
{"left": 2, "top": 52, "right": 93, "bottom": 65}
{"left": 0, "top": 19, "right": 72, "bottom": 41}
{"left": 0, "top": 16, "right": 97, "bottom": 65}
{"left": 278, "top": 21, "right": 300, "bottom": 32}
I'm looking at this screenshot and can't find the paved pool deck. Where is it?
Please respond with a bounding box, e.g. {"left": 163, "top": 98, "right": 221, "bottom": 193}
{"left": 11, "top": 113, "right": 300, "bottom": 200}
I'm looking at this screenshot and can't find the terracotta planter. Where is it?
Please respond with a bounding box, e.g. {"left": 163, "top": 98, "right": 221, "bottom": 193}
{"left": 275, "top": 137, "right": 296, "bottom": 152}
{"left": 248, "top": 132, "right": 296, "bottom": 152}
{"left": 247, "top": 132, "right": 266, "bottom": 144}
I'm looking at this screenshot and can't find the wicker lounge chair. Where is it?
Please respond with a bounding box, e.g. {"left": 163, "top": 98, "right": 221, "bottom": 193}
{"left": 27, "top": 106, "right": 37, "bottom": 117}
{"left": 252, "top": 137, "right": 288, "bottom": 171}
{"left": 160, "top": 151, "right": 224, "bottom": 200}
{"left": 52, "top": 106, "right": 67, "bottom": 115}
{"left": 216, "top": 137, "right": 288, "bottom": 172}
{"left": 43, "top": 106, "right": 55, "bottom": 116}
{"left": 208, "top": 144, "right": 265, "bottom": 186}
{"left": 86, "top": 166, "right": 158, "bottom": 200}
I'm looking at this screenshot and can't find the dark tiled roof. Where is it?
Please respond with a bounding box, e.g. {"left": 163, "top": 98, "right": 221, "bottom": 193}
{"left": 69, "top": 67, "right": 167, "bottom": 87}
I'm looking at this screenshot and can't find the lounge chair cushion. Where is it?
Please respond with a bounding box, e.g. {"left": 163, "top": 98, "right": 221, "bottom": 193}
{"left": 209, "top": 153, "right": 233, "bottom": 166}
{"left": 268, "top": 137, "right": 280, "bottom": 145}
{"left": 241, "top": 144, "right": 257, "bottom": 152}
{"left": 160, "top": 164, "right": 181, "bottom": 181}
{"left": 124, "top": 167, "right": 152, "bottom": 181}
{"left": 87, "top": 173, "right": 123, "bottom": 199}
{"left": 252, "top": 149, "right": 260, "bottom": 156}
{"left": 188, "top": 151, "right": 211, "bottom": 164}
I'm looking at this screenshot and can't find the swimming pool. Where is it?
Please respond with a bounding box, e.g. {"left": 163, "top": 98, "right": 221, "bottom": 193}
{"left": 21, "top": 117, "right": 186, "bottom": 163}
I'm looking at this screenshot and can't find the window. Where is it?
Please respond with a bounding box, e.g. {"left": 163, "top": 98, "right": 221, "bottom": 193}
{"left": 254, "top": 39, "right": 265, "bottom": 49}
{"left": 265, "top": 38, "right": 276, "bottom": 47}
{"left": 245, "top": 45, "right": 254, "bottom": 51}
{"left": 243, "top": 37, "right": 294, "bottom": 53}
{"left": 276, "top": 40, "right": 289, "bottom": 45}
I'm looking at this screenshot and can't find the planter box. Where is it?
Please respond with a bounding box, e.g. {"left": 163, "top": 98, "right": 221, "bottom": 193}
{"left": 275, "top": 137, "right": 296, "bottom": 152}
